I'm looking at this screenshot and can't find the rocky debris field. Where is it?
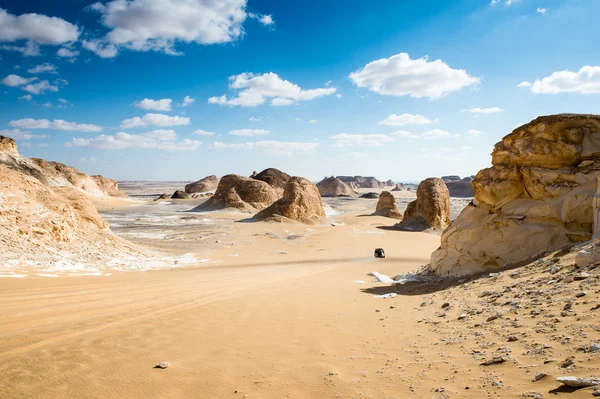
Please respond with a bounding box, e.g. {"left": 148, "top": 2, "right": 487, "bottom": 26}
{"left": 369, "top": 240, "right": 600, "bottom": 398}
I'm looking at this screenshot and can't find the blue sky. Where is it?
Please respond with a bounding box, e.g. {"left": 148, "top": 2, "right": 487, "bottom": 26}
{"left": 1, "top": 0, "right": 599, "bottom": 182}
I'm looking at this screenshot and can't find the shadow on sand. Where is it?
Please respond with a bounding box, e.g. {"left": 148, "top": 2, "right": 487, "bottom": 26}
{"left": 359, "top": 275, "right": 474, "bottom": 296}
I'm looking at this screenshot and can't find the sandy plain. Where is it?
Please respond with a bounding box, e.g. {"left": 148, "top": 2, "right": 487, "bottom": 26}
{"left": 1, "top": 186, "right": 597, "bottom": 398}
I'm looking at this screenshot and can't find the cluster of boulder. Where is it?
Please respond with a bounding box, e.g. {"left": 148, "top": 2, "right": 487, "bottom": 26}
{"left": 193, "top": 168, "right": 326, "bottom": 224}
{"left": 431, "top": 114, "right": 600, "bottom": 276}
{"left": 442, "top": 175, "right": 474, "bottom": 197}
{"left": 369, "top": 179, "right": 451, "bottom": 230}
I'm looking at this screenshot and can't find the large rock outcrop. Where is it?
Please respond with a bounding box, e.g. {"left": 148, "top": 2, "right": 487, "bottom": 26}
{"left": 253, "top": 177, "right": 326, "bottom": 224}
{"left": 430, "top": 114, "right": 600, "bottom": 276}
{"left": 28, "top": 158, "right": 125, "bottom": 198}
{"left": 251, "top": 168, "right": 292, "bottom": 195}
{"left": 391, "top": 183, "right": 406, "bottom": 192}
{"left": 194, "top": 174, "right": 279, "bottom": 212}
{"left": 316, "top": 176, "right": 356, "bottom": 197}
{"left": 0, "top": 136, "right": 144, "bottom": 269}
{"left": 337, "top": 176, "right": 385, "bottom": 189}
{"left": 397, "top": 178, "right": 450, "bottom": 231}
{"left": 184, "top": 175, "right": 219, "bottom": 193}
{"left": 373, "top": 191, "right": 402, "bottom": 219}
{"left": 442, "top": 175, "right": 474, "bottom": 198}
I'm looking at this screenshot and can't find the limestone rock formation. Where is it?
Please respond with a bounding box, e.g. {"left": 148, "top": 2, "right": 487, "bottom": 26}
{"left": 397, "top": 178, "right": 450, "bottom": 231}
{"left": 0, "top": 135, "right": 18, "bottom": 156}
{"left": 0, "top": 136, "right": 143, "bottom": 268}
{"left": 0, "top": 139, "right": 124, "bottom": 198}
{"left": 385, "top": 179, "right": 395, "bottom": 186}
{"left": 253, "top": 177, "right": 326, "bottom": 224}
{"left": 184, "top": 175, "right": 219, "bottom": 194}
{"left": 194, "top": 174, "right": 279, "bottom": 212}
{"left": 156, "top": 193, "right": 170, "bottom": 200}
{"left": 430, "top": 114, "right": 600, "bottom": 276}
{"left": 29, "top": 158, "right": 125, "bottom": 198}
{"left": 171, "top": 190, "right": 191, "bottom": 199}
{"left": 374, "top": 191, "right": 402, "bottom": 219}
{"left": 316, "top": 176, "right": 356, "bottom": 197}
{"left": 251, "top": 168, "right": 292, "bottom": 195}
{"left": 337, "top": 176, "right": 385, "bottom": 189}
{"left": 442, "top": 175, "right": 474, "bottom": 198}
{"left": 391, "top": 183, "right": 406, "bottom": 192}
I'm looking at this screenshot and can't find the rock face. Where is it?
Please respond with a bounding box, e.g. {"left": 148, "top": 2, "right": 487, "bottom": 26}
{"left": 442, "top": 175, "right": 474, "bottom": 198}
{"left": 251, "top": 168, "right": 292, "bottom": 195}
{"left": 171, "top": 190, "right": 191, "bottom": 199}
{"left": 337, "top": 176, "right": 384, "bottom": 189}
{"left": 184, "top": 175, "right": 219, "bottom": 193}
{"left": 430, "top": 114, "right": 600, "bottom": 276}
{"left": 385, "top": 179, "right": 395, "bottom": 186}
{"left": 194, "top": 174, "right": 279, "bottom": 212}
{"left": 0, "top": 136, "right": 143, "bottom": 268}
{"left": 391, "top": 183, "right": 406, "bottom": 192}
{"left": 316, "top": 176, "right": 356, "bottom": 197}
{"left": 0, "top": 138, "right": 125, "bottom": 198}
{"left": 397, "top": 178, "right": 450, "bottom": 231}
{"left": 253, "top": 177, "right": 326, "bottom": 224}
{"left": 0, "top": 136, "right": 18, "bottom": 156}
{"left": 374, "top": 191, "right": 402, "bottom": 219}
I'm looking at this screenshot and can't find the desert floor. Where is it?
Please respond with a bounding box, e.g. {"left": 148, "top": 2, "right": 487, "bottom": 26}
{"left": 1, "top": 187, "right": 597, "bottom": 398}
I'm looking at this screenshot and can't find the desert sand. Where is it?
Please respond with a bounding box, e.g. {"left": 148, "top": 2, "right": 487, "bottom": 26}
{"left": 3, "top": 184, "right": 599, "bottom": 398}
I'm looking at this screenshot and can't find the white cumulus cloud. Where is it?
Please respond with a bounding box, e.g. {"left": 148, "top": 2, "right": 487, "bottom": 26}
{"left": 57, "top": 47, "right": 79, "bottom": 58}
{"left": 537, "top": 7, "right": 548, "bottom": 14}
{"left": 181, "top": 95, "right": 195, "bottom": 107}
{"left": 19, "top": 94, "right": 32, "bottom": 101}
{"left": 468, "top": 107, "right": 503, "bottom": 114}
{"left": 349, "top": 52, "right": 480, "bottom": 99}
{"left": 22, "top": 80, "right": 58, "bottom": 94}
{"left": 528, "top": 66, "right": 600, "bottom": 94}
{"left": 209, "top": 72, "right": 336, "bottom": 107}
{"left": 135, "top": 98, "right": 172, "bottom": 111}
{"left": 81, "top": 39, "right": 119, "bottom": 58}
{"left": 467, "top": 129, "right": 483, "bottom": 137}
{"left": 0, "top": 8, "right": 80, "bottom": 45}
{"left": 9, "top": 118, "right": 103, "bottom": 132}
{"left": 86, "top": 0, "right": 257, "bottom": 56}
{"left": 120, "top": 113, "right": 190, "bottom": 129}
{"left": 0, "top": 128, "right": 48, "bottom": 141}
{"left": 0, "top": 41, "right": 41, "bottom": 56}
{"left": 1, "top": 74, "right": 37, "bottom": 87}
{"left": 69, "top": 130, "right": 201, "bottom": 152}
{"left": 378, "top": 113, "right": 436, "bottom": 126}
{"left": 517, "top": 81, "right": 532, "bottom": 88}
{"left": 27, "top": 63, "right": 57, "bottom": 74}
